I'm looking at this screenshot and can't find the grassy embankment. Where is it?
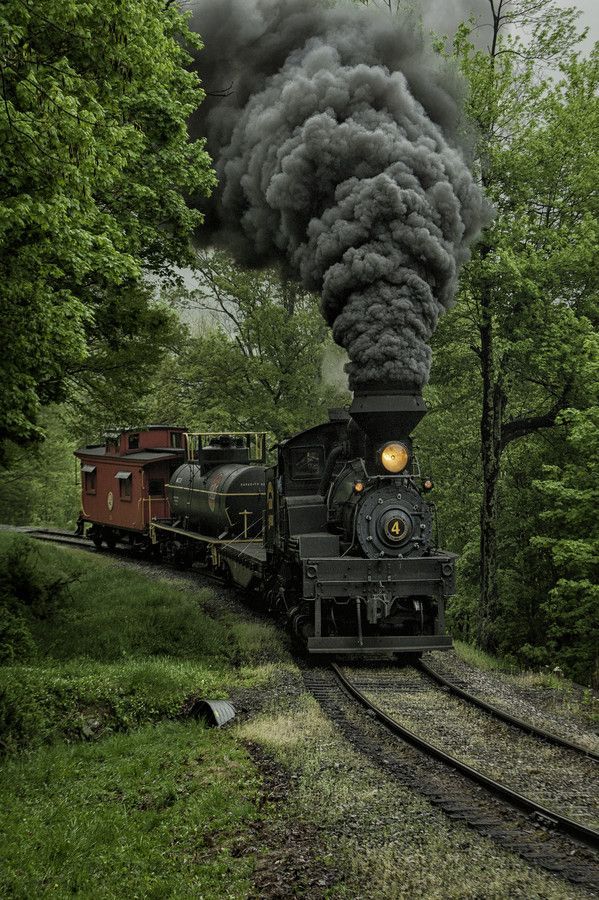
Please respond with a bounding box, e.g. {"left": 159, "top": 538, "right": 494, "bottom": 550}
{"left": 1, "top": 533, "right": 595, "bottom": 899}
{"left": 454, "top": 640, "right": 599, "bottom": 726}
{"left": 0, "top": 533, "right": 285, "bottom": 897}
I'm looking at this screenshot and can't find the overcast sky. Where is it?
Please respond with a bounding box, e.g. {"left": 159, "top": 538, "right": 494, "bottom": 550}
{"left": 418, "top": 0, "right": 598, "bottom": 52}
{"left": 563, "top": 0, "right": 598, "bottom": 52}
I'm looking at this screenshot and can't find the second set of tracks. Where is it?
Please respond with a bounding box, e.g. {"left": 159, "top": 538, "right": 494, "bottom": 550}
{"left": 303, "top": 661, "right": 599, "bottom": 889}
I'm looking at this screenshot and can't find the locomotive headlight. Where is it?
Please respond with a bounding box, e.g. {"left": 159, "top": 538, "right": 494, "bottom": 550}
{"left": 380, "top": 442, "right": 409, "bottom": 474}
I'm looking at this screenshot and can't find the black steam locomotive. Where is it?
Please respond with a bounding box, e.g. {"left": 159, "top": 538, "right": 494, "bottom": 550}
{"left": 155, "top": 384, "right": 455, "bottom": 655}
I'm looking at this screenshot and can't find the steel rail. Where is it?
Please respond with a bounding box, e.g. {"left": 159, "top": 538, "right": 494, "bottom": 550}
{"left": 331, "top": 663, "right": 599, "bottom": 850}
{"left": 25, "top": 529, "right": 94, "bottom": 549}
{"left": 417, "top": 659, "right": 599, "bottom": 763}
{"left": 25, "top": 528, "right": 235, "bottom": 589}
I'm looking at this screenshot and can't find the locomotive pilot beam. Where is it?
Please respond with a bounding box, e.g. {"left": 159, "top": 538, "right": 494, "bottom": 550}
{"left": 76, "top": 388, "right": 455, "bottom": 656}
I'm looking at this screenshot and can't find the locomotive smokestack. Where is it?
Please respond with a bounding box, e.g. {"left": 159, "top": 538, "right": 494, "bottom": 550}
{"left": 349, "top": 383, "right": 426, "bottom": 444}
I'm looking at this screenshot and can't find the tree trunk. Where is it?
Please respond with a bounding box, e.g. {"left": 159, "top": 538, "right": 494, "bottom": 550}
{"left": 477, "top": 298, "right": 503, "bottom": 653}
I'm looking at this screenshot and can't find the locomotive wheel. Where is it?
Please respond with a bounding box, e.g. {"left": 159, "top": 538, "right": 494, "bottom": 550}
{"left": 288, "top": 602, "right": 314, "bottom": 650}
{"left": 176, "top": 552, "right": 193, "bottom": 570}
{"left": 91, "top": 530, "right": 103, "bottom": 550}
{"left": 105, "top": 533, "right": 117, "bottom": 550}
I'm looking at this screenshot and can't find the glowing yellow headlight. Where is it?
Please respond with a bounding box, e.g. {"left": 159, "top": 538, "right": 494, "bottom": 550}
{"left": 380, "top": 442, "right": 409, "bottom": 474}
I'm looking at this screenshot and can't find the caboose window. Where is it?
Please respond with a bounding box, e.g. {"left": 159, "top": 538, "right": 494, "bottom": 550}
{"left": 128, "top": 433, "right": 139, "bottom": 449}
{"left": 149, "top": 479, "right": 164, "bottom": 497}
{"left": 82, "top": 465, "right": 96, "bottom": 494}
{"left": 116, "top": 471, "right": 132, "bottom": 500}
{"left": 170, "top": 432, "right": 182, "bottom": 449}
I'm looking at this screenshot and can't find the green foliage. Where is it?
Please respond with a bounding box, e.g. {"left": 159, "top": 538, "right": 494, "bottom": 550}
{"left": 0, "top": 408, "right": 81, "bottom": 528}
{"left": 0, "top": 0, "right": 215, "bottom": 451}
{"left": 149, "top": 253, "right": 350, "bottom": 440}
{"left": 0, "top": 537, "right": 74, "bottom": 663}
{"left": 66, "top": 282, "right": 188, "bottom": 439}
{"left": 532, "top": 405, "right": 599, "bottom": 685}
{"left": 423, "top": 4, "right": 599, "bottom": 678}
{"left": 452, "top": 28, "right": 598, "bottom": 413}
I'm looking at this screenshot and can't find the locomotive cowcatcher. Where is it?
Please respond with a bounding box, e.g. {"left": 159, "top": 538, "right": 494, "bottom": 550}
{"left": 76, "top": 385, "right": 455, "bottom": 655}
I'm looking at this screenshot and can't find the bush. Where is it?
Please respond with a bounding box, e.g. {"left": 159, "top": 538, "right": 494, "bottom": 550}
{"left": 0, "top": 608, "right": 36, "bottom": 664}
{"left": 0, "top": 538, "right": 76, "bottom": 663}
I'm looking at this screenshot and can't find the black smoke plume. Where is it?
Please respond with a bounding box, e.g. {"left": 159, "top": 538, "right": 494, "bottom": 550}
{"left": 187, "top": 0, "right": 489, "bottom": 390}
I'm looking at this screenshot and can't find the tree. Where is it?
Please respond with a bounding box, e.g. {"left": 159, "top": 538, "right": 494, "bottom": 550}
{"left": 448, "top": 4, "right": 597, "bottom": 651}
{"left": 531, "top": 390, "right": 599, "bottom": 686}
{"left": 0, "top": 0, "right": 215, "bottom": 455}
{"left": 148, "top": 253, "right": 349, "bottom": 439}
{"left": 0, "top": 407, "right": 81, "bottom": 529}
{"left": 64, "top": 282, "right": 186, "bottom": 441}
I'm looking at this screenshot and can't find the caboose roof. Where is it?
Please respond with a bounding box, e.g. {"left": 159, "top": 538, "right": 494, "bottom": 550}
{"left": 74, "top": 447, "right": 182, "bottom": 464}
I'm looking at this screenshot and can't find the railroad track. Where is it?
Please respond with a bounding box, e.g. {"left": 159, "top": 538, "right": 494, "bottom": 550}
{"left": 332, "top": 663, "right": 599, "bottom": 849}
{"left": 416, "top": 658, "right": 599, "bottom": 762}
{"left": 19, "top": 527, "right": 599, "bottom": 885}
{"left": 304, "top": 664, "right": 599, "bottom": 889}
{"left": 26, "top": 530, "right": 599, "bottom": 761}
{"left": 23, "top": 528, "right": 95, "bottom": 550}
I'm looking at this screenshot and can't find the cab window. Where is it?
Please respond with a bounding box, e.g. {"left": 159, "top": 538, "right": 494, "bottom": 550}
{"left": 290, "top": 446, "right": 324, "bottom": 479}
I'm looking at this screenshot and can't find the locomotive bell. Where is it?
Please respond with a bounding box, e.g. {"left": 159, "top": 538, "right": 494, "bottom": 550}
{"left": 349, "top": 383, "right": 427, "bottom": 443}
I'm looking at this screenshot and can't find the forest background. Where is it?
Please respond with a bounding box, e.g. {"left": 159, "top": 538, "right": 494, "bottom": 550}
{"left": 0, "top": 0, "right": 597, "bottom": 685}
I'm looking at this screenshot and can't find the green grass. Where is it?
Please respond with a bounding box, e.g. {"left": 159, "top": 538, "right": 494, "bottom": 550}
{"left": 453, "top": 638, "right": 599, "bottom": 726}
{"left": 0, "top": 657, "right": 275, "bottom": 752}
{"left": 1, "top": 534, "right": 271, "bottom": 664}
{"left": 453, "top": 639, "right": 517, "bottom": 674}
{"left": 0, "top": 534, "right": 286, "bottom": 751}
{"left": 0, "top": 721, "right": 259, "bottom": 898}
{"left": 239, "top": 692, "right": 579, "bottom": 899}
{"left": 0, "top": 533, "right": 289, "bottom": 896}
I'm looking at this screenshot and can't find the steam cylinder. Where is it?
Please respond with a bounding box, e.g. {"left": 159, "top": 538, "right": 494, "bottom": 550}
{"left": 168, "top": 463, "right": 266, "bottom": 539}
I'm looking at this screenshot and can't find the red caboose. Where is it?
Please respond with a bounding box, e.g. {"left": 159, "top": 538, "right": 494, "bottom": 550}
{"left": 75, "top": 426, "right": 186, "bottom": 548}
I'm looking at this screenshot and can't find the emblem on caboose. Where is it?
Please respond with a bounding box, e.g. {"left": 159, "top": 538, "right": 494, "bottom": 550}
{"left": 107, "top": 491, "right": 114, "bottom": 511}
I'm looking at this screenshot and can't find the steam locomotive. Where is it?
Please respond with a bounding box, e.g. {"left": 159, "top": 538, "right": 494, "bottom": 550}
{"left": 76, "top": 385, "right": 454, "bottom": 655}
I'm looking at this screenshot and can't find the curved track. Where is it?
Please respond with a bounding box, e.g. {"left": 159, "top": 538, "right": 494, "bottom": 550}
{"left": 19, "top": 527, "right": 599, "bottom": 885}
{"left": 417, "top": 658, "right": 599, "bottom": 762}
{"left": 331, "top": 663, "right": 599, "bottom": 850}
{"left": 27, "top": 528, "right": 599, "bottom": 764}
